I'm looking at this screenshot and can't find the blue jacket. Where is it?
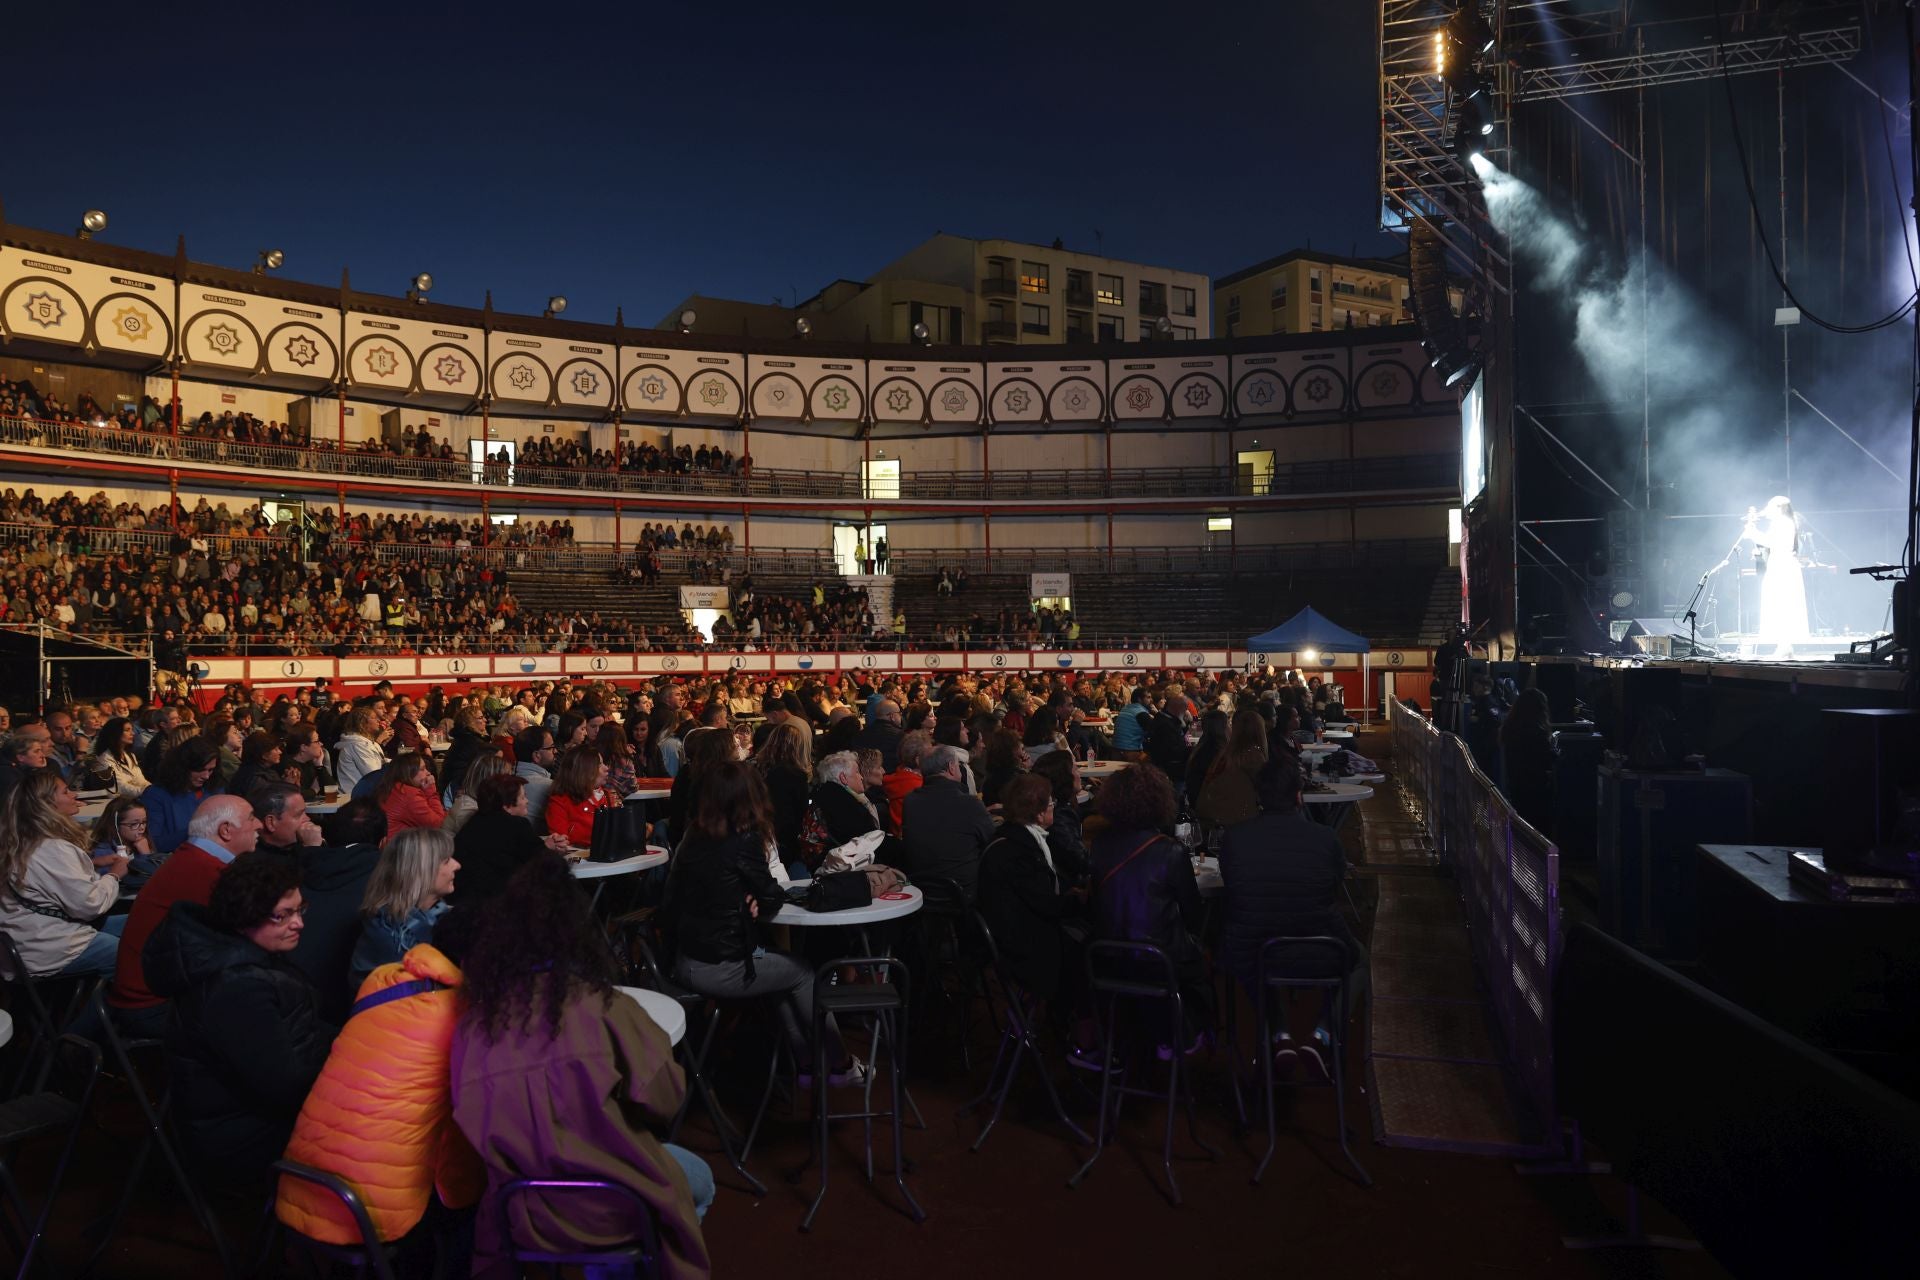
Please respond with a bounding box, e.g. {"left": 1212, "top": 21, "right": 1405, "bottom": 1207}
{"left": 1111, "top": 703, "right": 1151, "bottom": 752}
{"left": 349, "top": 901, "right": 450, "bottom": 984}
{"left": 138, "top": 782, "right": 221, "bottom": 854}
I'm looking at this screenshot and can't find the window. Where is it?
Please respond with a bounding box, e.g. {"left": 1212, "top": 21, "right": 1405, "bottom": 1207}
{"left": 1226, "top": 295, "right": 1241, "bottom": 321}
{"left": 1065, "top": 269, "right": 1092, "bottom": 303}
{"left": 1172, "top": 286, "right": 1196, "bottom": 316}
{"left": 1309, "top": 268, "right": 1323, "bottom": 297}
{"left": 987, "top": 301, "right": 1008, "bottom": 323}
{"left": 1310, "top": 304, "right": 1324, "bottom": 330}
{"left": 1097, "top": 313, "right": 1125, "bottom": 343}
{"left": 1207, "top": 517, "right": 1233, "bottom": 533}
{"left": 1096, "top": 274, "right": 1124, "bottom": 306}
{"left": 1020, "top": 260, "right": 1049, "bottom": 293}
{"left": 1020, "top": 302, "right": 1050, "bottom": 334}
{"left": 1174, "top": 325, "right": 1195, "bottom": 340}
{"left": 1138, "top": 320, "right": 1159, "bottom": 341}
{"left": 1225, "top": 319, "right": 1239, "bottom": 338}
{"left": 1138, "top": 280, "right": 1166, "bottom": 315}
{"left": 1065, "top": 310, "right": 1093, "bottom": 342}
{"left": 1270, "top": 284, "right": 1287, "bottom": 310}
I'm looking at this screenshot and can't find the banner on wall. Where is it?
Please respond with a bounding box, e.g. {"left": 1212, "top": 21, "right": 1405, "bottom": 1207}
{"left": 678, "top": 586, "right": 729, "bottom": 609}
{"left": 1030, "top": 573, "right": 1072, "bottom": 598}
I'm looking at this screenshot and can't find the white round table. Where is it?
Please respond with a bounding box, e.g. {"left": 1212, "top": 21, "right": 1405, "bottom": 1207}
{"left": 570, "top": 848, "right": 669, "bottom": 879}
{"left": 0, "top": 1008, "right": 12, "bottom": 1049}
{"left": 1080, "top": 760, "right": 1130, "bottom": 779}
{"left": 1299, "top": 742, "right": 1339, "bottom": 756}
{"left": 617, "top": 985, "right": 686, "bottom": 1046}
{"left": 774, "top": 881, "right": 923, "bottom": 926}
{"left": 1192, "top": 856, "right": 1222, "bottom": 897}
{"left": 1322, "top": 729, "right": 1355, "bottom": 740}
{"left": 1302, "top": 782, "right": 1373, "bottom": 832}
{"left": 626, "top": 787, "right": 672, "bottom": 802}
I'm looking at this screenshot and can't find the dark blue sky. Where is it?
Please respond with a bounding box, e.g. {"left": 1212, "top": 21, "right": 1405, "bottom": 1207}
{"left": 5, "top": 1, "right": 1393, "bottom": 327}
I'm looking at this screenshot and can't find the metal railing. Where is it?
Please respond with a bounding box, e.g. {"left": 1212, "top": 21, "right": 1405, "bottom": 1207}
{"left": 1390, "top": 698, "right": 1561, "bottom": 1149}
{"left": 0, "top": 413, "right": 1457, "bottom": 506}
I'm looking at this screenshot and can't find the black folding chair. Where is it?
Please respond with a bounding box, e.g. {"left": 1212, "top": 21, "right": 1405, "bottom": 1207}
{"left": 0, "top": 933, "right": 91, "bottom": 1100}
{"left": 81, "top": 986, "right": 240, "bottom": 1276}
{"left": 1068, "top": 940, "right": 1218, "bottom": 1205}
{"left": 498, "top": 1178, "right": 663, "bottom": 1280}
{"left": 960, "top": 910, "right": 1090, "bottom": 1151}
{"left": 905, "top": 877, "right": 986, "bottom": 1071}
{"left": 265, "top": 1160, "right": 399, "bottom": 1280}
{"left": 0, "top": 1031, "right": 100, "bottom": 1279}
{"left": 1252, "top": 935, "right": 1370, "bottom": 1187}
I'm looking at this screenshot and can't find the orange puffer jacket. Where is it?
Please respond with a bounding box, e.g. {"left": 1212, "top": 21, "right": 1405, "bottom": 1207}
{"left": 275, "top": 944, "right": 484, "bottom": 1245}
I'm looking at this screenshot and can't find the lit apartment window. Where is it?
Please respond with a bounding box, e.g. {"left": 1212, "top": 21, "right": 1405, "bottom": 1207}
{"left": 1021, "top": 302, "right": 1050, "bottom": 334}
{"left": 1097, "top": 313, "right": 1124, "bottom": 343}
{"left": 1020, "top": 260, "right": 1049, "bottom": 293}
{"left": 1096, "top": 274, "right": 1123, "bottom": 306}
{"left": 1172, "top": 286, "right": 1196, "bottom": 317}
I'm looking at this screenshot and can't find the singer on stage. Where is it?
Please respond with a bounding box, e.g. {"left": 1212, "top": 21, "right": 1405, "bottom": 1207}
{"left": 1742, "top": 495, "right": 1809, "bottom": 650}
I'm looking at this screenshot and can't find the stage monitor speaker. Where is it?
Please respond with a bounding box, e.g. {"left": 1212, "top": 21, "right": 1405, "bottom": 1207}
{"left": 1821, "top": 708, "right": 1920, "bottom": 869}
{"left": 1529, "top": 663, "right": 1578, "bottom": 721}
{"left": 1620, "top": 618, "right": 1710, "bottom": 659}
{"left": 1596, "top": 764, "right": 1752, "bottom": 956}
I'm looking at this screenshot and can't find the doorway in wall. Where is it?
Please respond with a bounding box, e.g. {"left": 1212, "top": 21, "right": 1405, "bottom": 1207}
{"left": 1236, "top": 449, "right": 1275, "bottom": 496}
{"left": 832, "top": 522, "right": 888, "bottom": 575}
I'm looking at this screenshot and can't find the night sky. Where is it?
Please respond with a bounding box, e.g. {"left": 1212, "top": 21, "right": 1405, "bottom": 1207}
{"left": 4, "top": 1, "right": 1393, "bottom": 325}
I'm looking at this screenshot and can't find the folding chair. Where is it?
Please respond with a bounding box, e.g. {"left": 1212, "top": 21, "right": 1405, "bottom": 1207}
{"left": 264, "top": 1161, "right": 399, "bottom": 1280}
{"left": 499, "top": 1178, "right": 663, "bottom": 1280}
{"left": 81, "top": 987, "right": 239, "bottom": 1276}
{"left": 0, "top": 1032, "right": 100, "bottom": 1279}
{"left": 960, "top": 910, "right": 1090, "bottom": 1151}
{"left": 1067, "top": 940, "right": 1218, "bottom": 1205}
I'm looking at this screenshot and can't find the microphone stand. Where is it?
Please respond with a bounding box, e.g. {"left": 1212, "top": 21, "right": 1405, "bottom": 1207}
{"left": 1681, "top": 525, "right": 1751, "bottom": 657}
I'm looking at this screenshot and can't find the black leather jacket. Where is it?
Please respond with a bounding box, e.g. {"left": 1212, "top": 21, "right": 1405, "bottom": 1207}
{"left": 1088, "top": 827, "right": 1205, "bottom": 971}
{"left": 662, "top": 830, "right": 784, "bottom": 966}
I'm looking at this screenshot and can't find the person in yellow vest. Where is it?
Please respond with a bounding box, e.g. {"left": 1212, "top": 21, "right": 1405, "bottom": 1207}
{"left": 275, "top": 939, "right": 484, "bottom": 1266}
{"left": 892, "top": 609, "right": 908, "bottom": 639}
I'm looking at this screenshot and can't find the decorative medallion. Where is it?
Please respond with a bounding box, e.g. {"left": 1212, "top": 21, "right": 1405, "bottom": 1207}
{"left": 1246, "top": 378, "right": 1277, "bottom": 407}
{"left": 21, "top": 291, "right": 65, "bottom": 329}
{"left": 698, "top": 378, "right": 729, "bottom": 407}
{"left": 203, "top": 323, "right": 244, "bottom": 358}
{"left": 570, "top": 368, "right": 600, "bottom": 397}
{"left": 820, "top": 384, "right": 851, "bottom": 414}
{"left": 1062, "top": 386, "right": 1090, "bottom": 415}
{"left": 1370, "top": 369, "right": 1401, "bottom": 398}
{"left": 1123, "top": 384, "right": 1154, "bottom": 413}
{"left": 940, "top": 387, "right": 969, "bottom": 414}
{"left": 1003, "top": 386, "right": 1031, "bottom": 414}
{"left": 636, "top": 373, "right": 668, "bottom": 403}
{"left": 433, "top": 353, "right": 467, "bottom": 386}
{"left": 1302, "top": 374, "right": 1334, "bottom": 404}
{"left": 109, "top": 305, "right": 154, "bottom": 344}
{"left": 885, "top": 386, "right": 913, "bottom": 413}
{"left": 507, "top": 363, "right": 537, "bottom": 392}
{"left": 364, "top": 344, "right": 401, "bottom": 378}
{"left": 285, "top": 334, "right": 320, "bottom": 368}
{"left": 1182, "top": 382, "right": 1212, "bottom": 410}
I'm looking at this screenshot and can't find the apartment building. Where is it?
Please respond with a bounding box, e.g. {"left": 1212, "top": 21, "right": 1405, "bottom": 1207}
{"left": 1213, "top": 249, "right": 1414, "bottom": 338}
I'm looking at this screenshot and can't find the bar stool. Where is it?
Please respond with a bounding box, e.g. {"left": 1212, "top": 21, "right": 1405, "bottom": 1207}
{"left": 0, "top": 1027, "right": 100, "bottom": 1280}
{"left": 498, "top": 1177, "right": 663, "bottom": 1279}
{"left": 960, "top": 910, "right": 1091, "bottom": 1151}
{"left": 800, "top": 956, "right": 923, "bottom": 1231}
{"left": 1068, "top": 940, "right": 1218, "bottom": 1205}
{"left": 1253, "top": 935, "right": 1371, "bottom": 1187}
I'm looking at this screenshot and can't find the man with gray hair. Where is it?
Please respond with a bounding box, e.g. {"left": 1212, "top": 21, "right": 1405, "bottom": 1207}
{"left": 103, "top": 793, "right": 260, "bottom": 1038}
{"left": 855, "top": 697, "right": 905, "bottom": 771}
{"left": 900, "top": 743, "right": 996, "bottom": 899}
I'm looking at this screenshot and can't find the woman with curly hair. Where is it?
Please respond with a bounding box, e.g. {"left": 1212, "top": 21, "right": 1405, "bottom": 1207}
{"left": 452, "top": 855, "right": 712, "bottom": 1279}
{"left": 1089, "top": 763, "right": 1212, "bottom": 1048}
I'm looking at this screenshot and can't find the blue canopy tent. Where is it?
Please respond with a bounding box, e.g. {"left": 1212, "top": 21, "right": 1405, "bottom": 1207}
{"left": 1246, "top": 607, "right": 1369, "bottom": 655}
{"left": 1246, "top": 607, "right": 1373, "bottom": 712}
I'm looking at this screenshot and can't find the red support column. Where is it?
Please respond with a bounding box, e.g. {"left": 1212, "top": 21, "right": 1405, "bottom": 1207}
{"left": 984, "top": 512, "right": 992, "bottom": 571}
{"left": 168, "top": 469, "right": 179, "bottom": 531}
{"left": 336, "top": 482, "right": 346, "bottom": 527}
{"left": 614, "top": 501, "right": 622, "bottom": 557}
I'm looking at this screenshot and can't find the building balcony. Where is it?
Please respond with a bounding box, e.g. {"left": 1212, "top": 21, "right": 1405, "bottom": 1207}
{"left": 981, "top": 319, "right": 1017, "bottom": 341}
{"left": 1065, "top": 284, "right": 1094, "bottom": 307}
{"left": 981, "top": 277, "right": 1018, "bottom": 299}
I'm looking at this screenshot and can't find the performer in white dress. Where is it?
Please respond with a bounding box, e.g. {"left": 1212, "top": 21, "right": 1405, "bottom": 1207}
{"left": 1743, "top": 495, "right": 1808, "bottom": 651}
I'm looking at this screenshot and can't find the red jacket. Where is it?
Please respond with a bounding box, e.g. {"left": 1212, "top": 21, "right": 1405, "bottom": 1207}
{"left": 545, "top": 790, "right": 619, "bottom": 849}
{"left": 380, "top": 784, "right": 448, "bottom": 838}
{"left": 881, "top": 768, "right": 923, "bottom": 836}
{"left": 109, "top": 841, "right": 228, "bottom": 1010}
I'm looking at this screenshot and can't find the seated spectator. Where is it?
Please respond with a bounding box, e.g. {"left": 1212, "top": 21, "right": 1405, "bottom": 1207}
{"left": 139, "top": 737, "right": 223, "bottom": 855}
{"left": 442, "top": 750, "right": 510, "bottom": 835}
{"left": 376, "top": 751, "right": 448, "bottom": 837}
{"left": 105, "top": 794, "right": 259, "bottom": 1039}
{"left": 0, "top": 770, "right": 130, "bottom": 977}
{"left": 977, "top": 773, "right": 1085, "bottom": 1011}
{"left": 276, "top": 930, "right": 483, "bottom": 1270}
{"left": 596, "top": 720, "right": 640, "bottom": 800}
{"left": 880, "top": 730, "right": 930, "bottom": 835}
{"left": 900, "top": 744, "right": 995, "bottom": 900}
{"left": 1196, "top": 708, "right": 1270, "bottom": 832}
{"left": 0, "top": 727, "right": 54, "bottom": 806}
{"left": 453, "top": 856, "right": 712, "bottom": 1277}
{"left": 83, "top": 715, "right": 150, "bottom": 796}
{"left": 1184, "top": 709, "right": 1230, "bottom": 803}
{"left": 333, "top": 707, "right": 388, "bottom": 795}
{"left": 282, "top": 725, "right": 337, "bottom": 801}
{"left": 453, "top": 773, "right": 570, "bottom": 907}
{"left": 544, "top": 747, "right": 618, "bottom": 850}
{"left": 144, "top": 851, "right": 338, "bottom": 1182}
{"left": 1111, "top": 687, "right": 1153, "bottom": 761}
{"left": 275, "top": 798, "right": 386, "bottom": 1025}
{"left": 1088, "top": 764, "right": 1212, "bottom": 1049}
{"left": 350, "top": 827, "right": 459, "bottom": 985}
{"left": 853, "top": 698, "right": 904, "bottom": 771}
{"left": 512, "top": 725, "right": 558, "bottom": 836}
{"left": 1029, "top": 750, "right": 1091, "bottom": 886}
{"left": 805, "top": 750, "right": 892, "bottom": 868}
{"left": 437, "top": 706, "right": 490, "bottom": 806}
{"left": 253, "top": 782, "right": 325, "bottom": 855}
{"left": 665, "top": 762, "right": 863, "bottom": 1087}
{"left": 752, "top": 719, "right": 813, "bottom": 877}
{"left": 1218, "top": 756, "right": 1365, "bottom": 1071}
{"left": 89, "top": 795, "right": 164, "bottom": 891}
{"left": 225, "top": 731, "right": 283, "bottom": 806}
{"left": 663, "top": 727, "right": 737, "bottom": 853}
{"left": 1022, "top": 707, "right": 1065, "bottom": 762}
{"left": 979, "top": 729, "right": 1029, "bottom": 808}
